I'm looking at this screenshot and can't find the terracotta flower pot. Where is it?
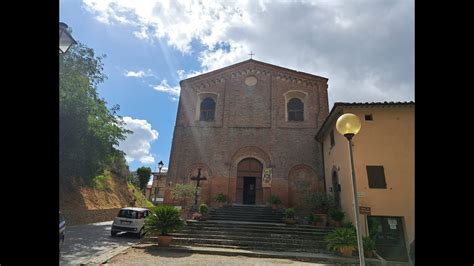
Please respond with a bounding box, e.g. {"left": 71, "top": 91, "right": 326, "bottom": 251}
{"left": 313, "top": 221, "right": 323, "bottom": 227}
{"left": 158, "top": 235, "right": 173, "bottom": 247}
{"left": 339, "top": 246, "right": 354, "bottom": 257}
{"left": 335, "top": 221, "right": 342, "bottom": 227}
{"left": 365, "top": 250, "right": 374, "bottom": 258}
{"left": 272, "top": 204, "right": 278, "bottom": 210}
{"left": 284, "top": 218, "right": 297, "bottom": 224}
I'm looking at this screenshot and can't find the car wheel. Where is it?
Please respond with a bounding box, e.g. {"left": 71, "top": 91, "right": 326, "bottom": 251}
{"left": 137, "top": 228, "right": 144, "bottom": 238}
{"left": 111, "top": 230, "right": 118, "bottom": 237}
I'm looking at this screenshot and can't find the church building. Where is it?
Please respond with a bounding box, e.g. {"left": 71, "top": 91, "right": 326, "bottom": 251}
{"left": 164, "top": 59, "right": 329, "bottom": 208}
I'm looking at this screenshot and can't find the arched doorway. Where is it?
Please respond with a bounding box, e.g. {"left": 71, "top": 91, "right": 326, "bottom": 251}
{"left": 332, "top": 170, "right": 341, "bottom": 208}
{"left": 236, "top": 158, "right": 263, "bottom": 205}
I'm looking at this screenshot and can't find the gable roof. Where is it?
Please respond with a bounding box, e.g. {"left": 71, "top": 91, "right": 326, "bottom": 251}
{"left": 180, "top": 59, "right": 328, "bottom": 85}
{"left": 315, "top": 101, "right": 415, "bottom": 142}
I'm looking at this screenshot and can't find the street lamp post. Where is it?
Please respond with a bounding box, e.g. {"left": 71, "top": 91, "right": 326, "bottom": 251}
{"left": 153, "top": 161, "right": 164, "bottom": 204}
{"left": 59, "top": 22, "right": 77, "bottom": 54}
{"left": 336, "top": 113, "right": 365, "bottom": 266}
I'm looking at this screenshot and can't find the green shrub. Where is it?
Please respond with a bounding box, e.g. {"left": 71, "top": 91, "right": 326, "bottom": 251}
{"left": 329, "top": 208, "right": 345, "bottom": 221}
{"left": 325, "top": 227, "right": 358, "bottom": 252}
{"left": 199, "top": 204, "right": 208, "bottom": 214}
{"left": 145, "top": 205, "right": 184, "bottom": 236}
{"left": 307, "top": 213, "right": 322, "bottom": 223}
{"left": 270, "top": 195, "right": 282, "bottom": 205}
{"left": 342, "top": 221, "right": 354, "bottom": 228}
{"left": 214, "top": 193, "right": 227, "bottom": 203}
{"left": 305, "top": 193, "right": 336, "bottom": 214}
{"left": 171, "top": 184, "right": 199, "bottom": 209}
{"left": 284, "top": 208, "right": 296, "bottom": 218}
{"left": 362, "top": 236, "right": 376, "bottom": 252}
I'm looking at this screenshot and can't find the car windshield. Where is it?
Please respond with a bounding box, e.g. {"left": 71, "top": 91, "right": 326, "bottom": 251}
{"left": 117, "top": 209, "right": 138, "bottom": 219}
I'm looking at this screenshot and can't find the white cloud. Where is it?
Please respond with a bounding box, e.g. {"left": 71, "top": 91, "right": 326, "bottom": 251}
{"left": 177, "top": 69, "right": 204, "bottom": 80}
{"left": 84, "top": 0, "right": 414, "bottom": 106}
{"left": 118, "top": 116, "right": 159, "bottom": 165}
{"left": 124, "top": 69, "right": 157, "bottom": 78}
{"left": 153, "top": 79, "right": 180, "bottom": 96}
{"left": 125, "top": 70, "right": 146, "bottom": 77}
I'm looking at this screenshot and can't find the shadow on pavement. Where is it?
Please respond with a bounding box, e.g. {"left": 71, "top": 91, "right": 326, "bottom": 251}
{"left": 139, "top": 245, "right": 193, "bottom": 258}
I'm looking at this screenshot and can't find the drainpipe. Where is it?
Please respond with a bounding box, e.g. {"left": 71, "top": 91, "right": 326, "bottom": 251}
{"left": 320, "top": 140, "right": 327, "bottom": 193}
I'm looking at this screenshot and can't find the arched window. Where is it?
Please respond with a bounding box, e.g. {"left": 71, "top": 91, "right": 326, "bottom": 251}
{"left": 287, "top": 98, "right": 304, "bottom": 121}
{"left": 200, "top": 97, "right": 216, "bottom": 121}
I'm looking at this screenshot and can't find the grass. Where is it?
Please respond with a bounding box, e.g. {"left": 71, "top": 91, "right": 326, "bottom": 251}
{"left": 127, "top": 182, "right": 154, "bottom": 208}
{"left": 91, "top": 170, "right": 112, "bottom": 190}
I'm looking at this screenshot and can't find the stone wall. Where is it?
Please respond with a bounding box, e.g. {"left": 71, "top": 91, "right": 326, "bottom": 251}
{"left": 62, "top": 207, "right": 149, "bottom": 226}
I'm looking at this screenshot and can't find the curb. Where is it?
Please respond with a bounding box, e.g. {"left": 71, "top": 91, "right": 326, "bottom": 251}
{"left": 131, "top": 243, "right": 389, "bottom": 265}
{"left": 81, "top": 244, "right": 134, "bottom": 265}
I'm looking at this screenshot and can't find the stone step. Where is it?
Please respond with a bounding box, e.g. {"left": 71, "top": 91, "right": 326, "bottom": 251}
{"left": 180, "top": 227, "right": 334, "bottom": 238}
{"left": 170, "top": 232, "right": 327, "bottom": 245}
{"left": 210, "top": 212, "right": 282, "bottom": 215}
{"left": 170, "top": 242, "right": 332, "bottom": 254}
{"left": 186, "top": 223, "right": 334, "bottom": 233}
{"left": 170, "top": 237, "right": 327, "bottom": 251}
{"left": 177, "top": 229, "right": 329, "bottom": 239}
{"left": 188, "top": 220, "right": 332, "bottom": 228}
{"left": 210, "top": 217, "right": 283, "bottom": 223}
{"left": 209, "top": 218, "right": 282, "bottom": 222}
{"left": 210, "top": 213, "right": 282, "bottom": 216}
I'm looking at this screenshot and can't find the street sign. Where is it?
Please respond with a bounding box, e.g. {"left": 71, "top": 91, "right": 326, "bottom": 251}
{"left": 359, "top": 206, "right": 371, "bottom": 215}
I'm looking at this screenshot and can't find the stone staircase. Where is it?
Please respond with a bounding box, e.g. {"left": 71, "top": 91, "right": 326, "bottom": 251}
{"left": 208, "top": 204, "right": 284, "bottom": 223}
{"left": 169, "top": 220, "right": 335, "bottom": 253}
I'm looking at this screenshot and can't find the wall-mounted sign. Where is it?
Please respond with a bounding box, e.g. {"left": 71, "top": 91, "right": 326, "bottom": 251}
{"left": 357, "top": 192, "right": 366, "bottom": 197}
{"left": 388, "top": 218, "right": 398, "bottom": 229}
{"left": 262, "top": 168, "right": 272, "bottom": 188}
{"left": 359, "top": 206, "right": 371, "bottom": 215}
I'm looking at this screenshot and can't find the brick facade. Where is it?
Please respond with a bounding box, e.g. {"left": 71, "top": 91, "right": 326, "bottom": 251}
{"left": 166, "top": 59, "right": 329, "bottom": 208}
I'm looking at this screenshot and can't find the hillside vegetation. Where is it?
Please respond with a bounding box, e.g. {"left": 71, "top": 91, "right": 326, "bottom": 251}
{"left": 59, "top": 42, "right": 152, "bottom": 215}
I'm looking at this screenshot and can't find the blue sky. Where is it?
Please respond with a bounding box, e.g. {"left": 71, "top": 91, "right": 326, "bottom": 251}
{"left": 60, "top": 0, "right": 414, "bottom": 173}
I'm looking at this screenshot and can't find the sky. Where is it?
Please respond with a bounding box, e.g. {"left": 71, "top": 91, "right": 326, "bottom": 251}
{"left": 60, "top": 0, "right": 414, "bottom": 174}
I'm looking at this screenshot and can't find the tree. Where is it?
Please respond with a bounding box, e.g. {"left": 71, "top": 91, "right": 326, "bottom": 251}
{"left": 171, "top": 183, "right": 199, "bottom": 211}
{"left": 136, "top": 166, "right": 152, "bottom": 192}
{"left": 60, "top": 42, "right": 131, "bottom": 179}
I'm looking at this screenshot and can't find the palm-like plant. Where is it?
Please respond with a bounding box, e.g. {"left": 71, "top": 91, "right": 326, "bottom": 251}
{"left": 145, "top": 205, "right": 184, "bottom": 236}
{"left": 325, "top": 227, "right": 357, "bottom": 252}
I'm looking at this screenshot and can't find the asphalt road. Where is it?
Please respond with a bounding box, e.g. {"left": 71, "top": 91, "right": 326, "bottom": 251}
{"left": 59, "top": 221, "right": 141, "bottom": 265}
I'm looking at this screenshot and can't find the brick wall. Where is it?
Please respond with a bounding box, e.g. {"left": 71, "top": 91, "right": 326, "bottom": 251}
{"left": 167, "top": 60, "right": 329, "bottom": 208}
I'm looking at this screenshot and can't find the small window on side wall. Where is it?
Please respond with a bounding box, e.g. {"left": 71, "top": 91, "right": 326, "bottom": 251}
{"left": 365, "top": 114, "right": 373, "bottom": 121}
{"left": 200, "top": 97, "right": 216, "bottom": 121}
{"left": 366, "top": 165, "right": 387, "bottom": 189}
{"left": 288, "top": 98, "right": 304, "bottom": 121}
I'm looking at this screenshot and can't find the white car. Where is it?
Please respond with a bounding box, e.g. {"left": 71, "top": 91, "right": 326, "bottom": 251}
{"left": 111, "top": 207, "right": 149, "bottom": 237}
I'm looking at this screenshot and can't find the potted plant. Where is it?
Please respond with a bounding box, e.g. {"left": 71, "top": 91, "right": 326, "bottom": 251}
{"left": 305, "top": 193, "right": 336, "bottom": 227}
{"left": 145, "top": 205, "right": 185, "bottom": 247}
{"left": 312, "top": 213, "right": 323, "bottom": 227}
{"left": 329, "top": 208, "right": 345, "bottom": 227}
{"left": 325, "top": 227, "right": 357, "bottom": 257}
{"left": 198, "top": 203, "right": 209, "bottom": 221}
{"left": 306, "top": 213, "right": 323, "bottom": 227}
{"left": 270, "top": 195, "right": 282, "bottom": 209}
{"left": 214, "top": 193, "right": 227, "bottom": 208}
{"left": 283, "top": 208, "right": 297, "bottom": 224}
{"left": 362, "top": 236, "right": 376, "bottom": 258}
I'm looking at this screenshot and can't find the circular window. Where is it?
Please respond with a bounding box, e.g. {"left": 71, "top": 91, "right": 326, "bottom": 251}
{"left": 244, "top": 76, "right": 258, "bottom": 86}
